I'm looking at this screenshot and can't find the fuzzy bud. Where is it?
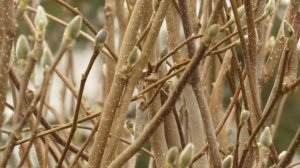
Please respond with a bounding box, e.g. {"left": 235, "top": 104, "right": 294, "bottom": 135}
{"left": 203, "top": 24, "right": 220, "bottom": 46}
{"left": 208, "top": 24, "right": 220, "bottom": 38}
{"left": 16, "top": 35, "right": 30, "bottom": 63}
{"left": 259, "top": 127, "right": 272, "bottom": 147}
{"left": 283, "top": 20, "right": 294, "bottom": 38}
{"left": 26, "top": 90, "right": 34, "bottom": 104}
{"left": 95, "top": 29, "right": 108, "bottom": 46}
{"left": 239, "top": 110, "right": 250, "bottom": 127}
{"left": 222, "top": 155, "right": 233, "bottom": 168}
{"left": 178, "top": 143, "right": 194, "bottom": 168}
{"left": 166, "top": 147, "right": 179, "bottom": 165}
{"left": 127, "top": 46, "right": 140, "bottom": 69}
{"left": 17, "top": 0, "right": 29, "bottom": 15}
{"left": 264, "top": 0, "right": 275, "bottom": 15}
{"left": 229, "top": 5, "right": 245, "bottom": 23}
{"left": 34, "top": 6, "right": 48, "bottom": 38}
{"left": 124, "top": 120, "right": 134, "bottom": 135}
{"left": 41, "top": 45, "right": 54, "bottom": 71}
{"left": 63, "top": 16, "right": 82, "bottom": 45}
{"left": 278, "top": 151, "right": 286, "bottom": 160}
{"left": 237, "top": 5, "right": 245, "bottom": 18}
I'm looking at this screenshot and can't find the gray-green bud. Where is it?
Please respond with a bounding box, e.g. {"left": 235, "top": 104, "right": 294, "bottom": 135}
{"left": 237, "top": 5, "right": 245, "bottom": 18}
{"left": 208, "top": 24, "right": 220, "bottom": 38}
{"left": 166, "top": 147, "right": 179, "bottom": 165}
{"left": 259, "top": 127, "right": 272, "bottom": 147}
{"left": 229, "top": 5, "right": 245, "bottom": 23}
{"left": 222, "top": 155, "right": 233, "bottom": 168}
{"left": 16, "top": 34, "right": 30, "bottom": 62}
{"left": 26, "top": 90, "right": 35, "bottom": 104}
{"left": 178, "top": 143, "right": 194, "bottom": 168}
{"left": 239, "top": 109, "right": 250, "bottom": 127}
{"left": 63, "top": 16, "right": 82, "bottom": 44}
{"left": 95, "top": 29, "right": 108, "bottom": 45}
{"left": 41, "top": 45, "right": 54, "bottom": 71}
{"left": 124, "top": 120, "right": 134, "bottom": 135}
{"left": 17, "top": 0, "right": 29, "bottom": 15}
{"left": 127, "top": 46, "right": 140, "bottom": 69}
{"left": 34, "top": 6, "right": 48, "bottom": 37}
{"left": 278, "top": 151, "right": 286, "bottom": 160}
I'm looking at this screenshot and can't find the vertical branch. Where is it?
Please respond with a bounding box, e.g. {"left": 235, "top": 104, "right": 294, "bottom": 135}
{"left": 254, "top": 0, "right": 266, "bottom": 85}
{"left": 178, "top": 0, "right": 225, "bottom": 167}
{"left": 101, "top": 1, "right": 154, "bottom": 166}
{"left": 103, "top": 0, "right": 116, "bottom": 96}
{"left": 0, "top": 0, "right": 15, "bottom": 130}
{"left": 209, "top": 51, "right": 232, "bottom": 147}
{"left": 56, "top": 49, "right": 100, "bottom": 167}
{"left": 239, "top": 37, "right": 293, "bottom": 168}
{"left": 109, "top": 1, "right": 225, "bottom": 167}
{"left": 163, "top": 2, "right": 183, "bottom": 149}
{"left": 88, "top": 1, "right": 147, "bottom": 167}
{"left": 230, "top": 0, "right": 262, "bottom": 124}
{"left": 244, "top": 0, "right": 257, "bottom": 73}
{"left": 115, "top": 0, "right": 128, "bottom": 48}
{"left": 145, "top": 83, "right": 168, "bottom": 168}
{"left": 178, "top": 0, "right": 196, "bottom": 55}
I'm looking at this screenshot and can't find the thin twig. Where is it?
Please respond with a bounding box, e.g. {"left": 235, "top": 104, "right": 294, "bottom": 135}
{"left": 56, "top": 48, "right": 100, "bottom": 167}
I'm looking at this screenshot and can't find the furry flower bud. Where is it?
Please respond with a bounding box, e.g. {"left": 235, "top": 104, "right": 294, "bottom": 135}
{"left": 34, "top": 6, "right": 48, "bottom": 37}
{"left": 239, "top": 110, "right": 250, "bottom": 127}
{"left": 127, "top": 46, "right": 140, "bottom": 69}
{"left": 17, "top": 0, "right": 29, "bottom": 16}
{"left": 278, "top": 151, "right": 286, "bottom": 160}
{"left": 26, "top": 90, "right": 35, "bottom": 104}
{"left": 259, "top": 127, "right": 272, "bottom": 147}
{"left": 95, "top": 29, "right": 108, "bottom": 45}
{"left": 16, "top": 35, "right": 30, "bottom": 63}
{"left": 208, "top": 24, "right": 220, "bottom": 38}
{"left": 222, "top": 155, "right": 233, "bottom": 168}
{"left": 41, "top": 45, "right": 54, "bottom": 71}
{"left": 237, "top": 5, "right": 245, "bottom": 18}
{"left": 178, "top": 143, "right": 194, "bottom": 168}
{"left": 166, "top": 147, "right": 179, "bottom": 165}
{"left": 63, "top": 16, "right": 82, "bottom": 45}
{"left": 124, "top": 120, "right": 134, "bottom": 135}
